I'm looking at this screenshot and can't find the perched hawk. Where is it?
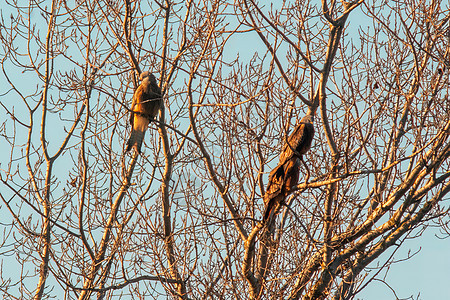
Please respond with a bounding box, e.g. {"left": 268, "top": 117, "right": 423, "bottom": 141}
{"left": 126, "top": 72, "right": 162, "bottom": 153}
{"left": 262, "top": 114, "right": 315, "bottom": 222}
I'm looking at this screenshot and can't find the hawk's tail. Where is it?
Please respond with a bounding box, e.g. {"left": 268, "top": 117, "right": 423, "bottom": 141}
{"left": 126, "top": 128, "right": 145, "bottom": 154}
{"left": 262, "top": 199, "right": 274, "bottom": 222}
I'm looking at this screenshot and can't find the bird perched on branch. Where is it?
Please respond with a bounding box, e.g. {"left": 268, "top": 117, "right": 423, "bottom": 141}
{"left": 263, "top": 114, "right": 315, "bottom": 222}
{"left": 126, "top": 71, "right": 162, "bottom": 153}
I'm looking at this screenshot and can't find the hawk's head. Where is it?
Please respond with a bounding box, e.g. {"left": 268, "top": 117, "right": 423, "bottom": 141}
{"left": 140, "top": 71, "right": 158, "bottom": 86}
{"left": 301, "top": 114, "right": 314, "bottom": 124}
{"left": 139, "top": 71, "right": 150, "bottom": 81}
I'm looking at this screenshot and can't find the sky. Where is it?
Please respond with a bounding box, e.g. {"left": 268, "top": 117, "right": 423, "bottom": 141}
{"left": 358, "top": 227, "right": 450, "bottom": 300}
{"left": 0, "top": 1, "right": 449, "bottom": 299}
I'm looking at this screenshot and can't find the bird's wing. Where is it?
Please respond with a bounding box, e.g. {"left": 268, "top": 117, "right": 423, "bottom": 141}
{"left": 280, "top": 120, "right": 315, "bottom": 165}
{"left": 263, "top": 158, "right": 300, "bottom": 222}
{"left": 283, "top": 158, "right": 300, "bottom": 194}
{"left": 264, "top": 163, "right": 286, "bottom": 205}
{"left": 280, "top": 122, "right": 306, "bottom": 165}
{"left": 263, "top": 163, "right": 287, "bottom": 222}
{"left": 140, "top": 91, "right": 162, "bottom": 121}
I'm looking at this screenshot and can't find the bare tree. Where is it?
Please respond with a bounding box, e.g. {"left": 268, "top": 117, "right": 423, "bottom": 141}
{"left": 0, "top": 0, "right": 449, "bottom": 299}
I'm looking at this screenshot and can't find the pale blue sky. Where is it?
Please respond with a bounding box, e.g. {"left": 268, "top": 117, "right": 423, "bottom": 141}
{"left": 0, "top": 1, "right": 449, "bottom": 299}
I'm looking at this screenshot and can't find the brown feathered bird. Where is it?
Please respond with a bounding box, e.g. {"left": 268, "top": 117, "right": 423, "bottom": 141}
{"left": 263, "top": 114, "right": 315, "bottom": 222}
{"left": 126, "top": 72, "right": 162, "bottom": 153}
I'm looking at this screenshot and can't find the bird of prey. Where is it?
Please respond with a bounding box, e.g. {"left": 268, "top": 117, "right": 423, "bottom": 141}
{"left": 262, "top": 114, "right": 315, "bottom": 222}
{"left": 126, "top": 72, "right": 162, "bottom": 153}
